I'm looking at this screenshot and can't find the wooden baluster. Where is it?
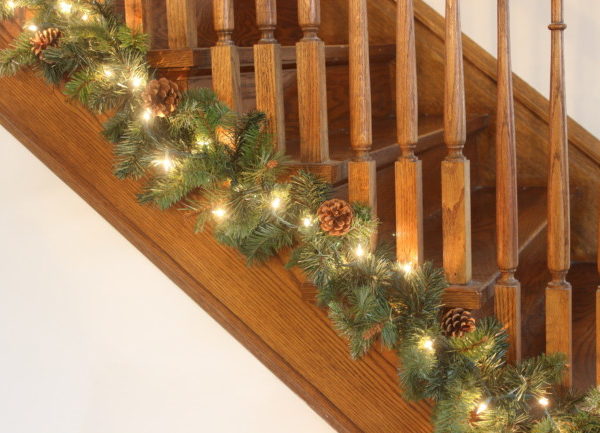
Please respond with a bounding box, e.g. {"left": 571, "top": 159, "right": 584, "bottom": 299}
{"left": 347, "top": 0, "right": 376, "bottom": 215}
{"left": 395, "top": 0, "right": 423, "bottom": 266}
{"left": 124, "top": 0, "right": 147, "bottom": 32}
{"left": 212, "top": 0, "right": 242, "bottom": 111}
{"left": 297, "top": 0, "right": 329, "bottom": 162}
{"left": 442, "top": 0, "right": 471, "bottom": 284}
{"left": 166, "top": 0, "right": 197, "bottom": 48}
{"left": 546, "top": 0, "right": 572, "bottom": 387}
{"left": 494, "top": 0, "right": 521, "bottom": 364}
{"left": 254, "top": 0, "right": 286, "bottom": 153}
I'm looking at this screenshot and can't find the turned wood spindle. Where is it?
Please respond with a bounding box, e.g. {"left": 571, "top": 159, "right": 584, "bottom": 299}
{"left": 348, "top": 0, "right": 376, "bottom": 215}
{"left": 166, "top": 0, "right": 197, "bottom": 49}
{"left": 395, "top": 0, "right": 423, "bottom": 266}
{"left": 545, "top": 0, "right": 572, "bottom": 387}
{"left": 212, "top": 0, "right": 242, "bottom": 111}
{"left": 254, "top": 0, "right": 286, "bottom": 153}
{"left": 494, "top": 0, "right": 521, "bottom": 364}
{"left": 296, "top": 0, "right": 329, "bottom": 162}
{"left": 124, "top": 0, "right": 147, "bottom": 33}
{"left": 442, "top": 0, "right": 471, "bottom": 284}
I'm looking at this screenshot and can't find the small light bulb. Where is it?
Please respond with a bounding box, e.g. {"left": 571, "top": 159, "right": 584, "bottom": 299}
{"left": 142, "top": 108, "right": 152, "bottom": 122}
{"left": 421, "top": 338, "right": 434, "bottom": 352}
{"left": 6, "top": 0, "right": 16, "bottom": 9}
{"left": 212, "top": 208, "right": 226, "bottom": 219}
{"left": 81, "top": 13, "right": 89, "bottom": 21}
{"left": 27, "top": 24, "right": 38, "bottom": 31}
{"left": 538, "top": 397, "right": 550, "bottom": 407}
{"left": 302, "top": 217, "right": 312, "bottom": 228}
{"left": 58, "top": 1, "right": 72, "bottom": 14}
{"left": 271, "top": 197, "right": 282, "bottom": 210}
{"left": 153, "top": 153, "right": 173, "bottom": 172}
{"left": 355, "top": 245, "right": 365, "bottom": 258}
{"left": 130, "top": 76, "right": 143, "bottom": 88}
{"left": 103, "top": 67, "right": 113, "bottom": 78}
{"left": 399, "top": 262, "right": 413, "bottom": 275}
{"left": 476, "top": 401, "right": 488, "bottom": 414}
{"left": 196, "top": 137, "right": 210, "bottom": 147}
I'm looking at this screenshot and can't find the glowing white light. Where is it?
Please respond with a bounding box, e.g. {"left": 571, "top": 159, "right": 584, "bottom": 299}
{"left": 399, "top": 262, "right": 413, "bottom": 275}
{"left": 421, "top": 338, "right": 434, "bottom": 353}
{"left": 302, "top": 217, "right": 312, "bottom": 227}
{"left": 103, "top": 67, "right": 113, "bottom": 77}
{"left": 142, "top": 108, "right": 152, "bottom": 122}
{"left": 212, "top": 208, "right": 226, "bottom": 219}
{"left": 355, "top": 245, "right": 365, "bottom": 258}
{"left": 538, "top": 397, "right": 550, "bottom": 407}
{"left": 196, "top": 137, "right": 211, "bottom": 147}
{"left": 27, "top": 24, "right": 38, "bottom": 31}
{"left": 476, "top": 401, "right": 488, "bottom": 414}
{"left": 6, "top": 1, "right": 16, "bottom": 9}
{"left": 153, "top": 153, "right": 173, "bottom": 172}
{"left": 130, "top": 76, "right": 143, "bottom": 88}
{"left": 271, "top": 197, "right": 282, "bottom": 210}
{"left": 81, "top": 13, "right": 89, "bottom": 21}
{"left": 58, "top": 1, "right": 72, "bottom": 14}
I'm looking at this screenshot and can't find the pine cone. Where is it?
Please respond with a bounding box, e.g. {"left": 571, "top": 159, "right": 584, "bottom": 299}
{"left": 30, "top": 28, "right": 62, "bottom": 60}
{"left": 441, "top": 308, "right": 476, "bottom": 338}
{"left": 141, "top": 77, "right": 181, "bottom": 117}
{"left": 317, "top": 199, "right": 353, "bottom": 236}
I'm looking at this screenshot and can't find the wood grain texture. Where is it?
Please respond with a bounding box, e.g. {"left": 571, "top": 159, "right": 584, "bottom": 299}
{"left": 124, "top": 0, "right": 147, "bottom": 32}
{"left": 166, "top": 0, "right": 197, "bottom": 48}
{"left": 254, "top": 0, "right": 286, "bottom": 153}
{"left": 597, "top": 287, "right": 600, "bottom": 387}
{"left": 395, "top": 0, "right": 423, "bottom": 265}
{"left": 296, "top": 0, "right": 329, "bottom": 162}
{"left": 495, "top": 0, "right": 521, "bottom": 363}
{"left": 546, "top": 0, "right": 572, "bottom": 387}
{"left": 0, "top": 20, "right": 435, "bottom": 433}
{"left": 348, "top": 160, "right": 377, "bottom": 216}
{"left": 442, "top": 0, "right": 471, "bottom": 285}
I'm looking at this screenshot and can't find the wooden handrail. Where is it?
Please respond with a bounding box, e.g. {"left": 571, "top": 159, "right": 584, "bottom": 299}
{"left": 296, "top": 0, "right": 329, "bottom": 162}
{"left": 166, "top": 0, "right": 197, "bottom": 49}
{"left": 212, "top": 0, "right": 242, "bottom": 111}
{"left": 546, "top": 0, "right": 572, "bottom": 387}
{"left": 494, "top": 0, "right": 521, "bottom": 364}
{"left": 347, "top": 0, "right": 376, "bottom": 216}
{"left": 395, "top": 0, "right": 423, "bottom": 267}
{"left": 442, "top": 0, "right": 472, "bottom": 284}
{"left": 254, "top": 0, "right": 286, "bottom": 153}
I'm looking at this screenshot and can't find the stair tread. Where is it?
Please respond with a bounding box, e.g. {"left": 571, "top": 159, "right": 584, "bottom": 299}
{"left": 426, "top": 187, "right": 547, "bottom": 309}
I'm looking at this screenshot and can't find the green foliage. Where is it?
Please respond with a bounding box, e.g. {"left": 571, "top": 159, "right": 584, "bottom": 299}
{"left": 1, "top": 2, "right": 599, "bottom": 432}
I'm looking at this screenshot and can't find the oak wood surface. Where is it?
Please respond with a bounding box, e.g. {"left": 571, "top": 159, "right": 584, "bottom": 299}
{"left": 494, "top": 0, "right": 521, "bottom": 363}
{"left": 124, "top": 0, "right": 147, "bottom": 32}
{"left": 0, "top": 21, "right": 434, "bottom": 433}
{"left": 545, "top": 0, "right": 572, "bottom": 387}
{"left": 166, "top": 0, "right": 197, "bottom": 48}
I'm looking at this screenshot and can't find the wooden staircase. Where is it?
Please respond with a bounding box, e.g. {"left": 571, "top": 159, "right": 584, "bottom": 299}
{"left": 1, "top": 0, "right": 600, "bottom": 431}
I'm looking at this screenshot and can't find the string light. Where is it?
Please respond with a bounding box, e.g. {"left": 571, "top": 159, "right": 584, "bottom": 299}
{"left": 302, "top": 217, "right": 312, "bottom": 227}
{"left": 130, "top": 76, "right": 143, "bottom": 88}
{"left": 420, "top": 337, "right": 435, "bottom": 353}
{"left": 399, "top": 262, "right": 413, "bottom": 275}
{"left": 81, "top": 13, "right": 89, "bottom": 21}
{"left": 27, "top": 24, "right": 38, "bottom": 31}
{"left": 538, "top": 397, "right": 550, "bottom": 407}
{"left": 476, "top": 401, "right": 489, "bottom": 414}
{"left": 58, "top": 1, "right": 72, "bottom": 14}
{"left": 212, "top": 208, "right": 226, "bottom": 219}
{"left": 196, "top": 137, "right": 211, "bottom": 147}
{"left": 142, "top": 108, "right": 152, "bottom": 122}
{"left": 153, "top": 153, "right": 173, "bottom": 172}
{"left": 6, "top": 0, "right": 16, "bottom": 9}
{"left": 103, "top": 67, "right": 113, "bottom": 78}
{"left": 271, "top": 196, "right": 282, "bottom": 210}
{"left": 355, "top": 245, "right": 365, "bottom": 258}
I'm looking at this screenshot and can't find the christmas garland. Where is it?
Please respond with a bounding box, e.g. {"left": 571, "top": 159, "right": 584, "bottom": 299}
{"left": 1, "top": 1, "right": 599, "bottom": 431}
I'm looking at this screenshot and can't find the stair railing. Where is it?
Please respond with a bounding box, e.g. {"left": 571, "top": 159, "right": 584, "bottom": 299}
{"left": 442, "top": 0, "right": 472, "bottom": 285}
{"left": 546, "top": 0, "right": 572, "bottom": 387}
{"left": 494, "top": 0, "right": 522, "bottom": 364}
{"left": 395, "top": 0, "right": 424, "bottom": 267}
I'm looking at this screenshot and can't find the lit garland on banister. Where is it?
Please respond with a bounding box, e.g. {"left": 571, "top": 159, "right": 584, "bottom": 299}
{"left": 1, "top": 1, "right": 599, "bottom": 431}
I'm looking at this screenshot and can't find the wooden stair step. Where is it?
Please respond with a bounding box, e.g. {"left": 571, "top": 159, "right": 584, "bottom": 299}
{"left": 286, "top": 114, "right": 489, "bottom": 184}
{"left": 424, "top": 186, "right": 548, "bottom": 310}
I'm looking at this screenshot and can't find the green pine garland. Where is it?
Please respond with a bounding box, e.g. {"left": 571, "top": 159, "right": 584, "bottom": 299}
{"left": 1, "top": 1, "right": 599, "bottom": 431}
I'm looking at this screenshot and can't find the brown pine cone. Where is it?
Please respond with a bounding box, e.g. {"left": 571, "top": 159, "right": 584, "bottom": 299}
{"left": 141, "top": 77, "right": 181, "bottom": 117}
{"left": 441, "top": 308, "right": 476, "bottom": 338}
{"left": 317, "top": 199, "right": 353, "bottom": 236}
{"left": 30, "top": 28, "right": 62, "bottom": 61}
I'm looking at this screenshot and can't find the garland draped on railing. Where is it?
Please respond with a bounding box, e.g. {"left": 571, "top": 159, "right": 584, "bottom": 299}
{"left": 0, "top": 1, "right": 599, "bottom": 431}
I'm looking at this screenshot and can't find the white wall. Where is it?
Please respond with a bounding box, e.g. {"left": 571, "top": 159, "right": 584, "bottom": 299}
{"left": 423, "top": 0, "right": 600, "bottom": 138}
{"left": 0, "top": 127, "right": 334, "bottom": 433}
